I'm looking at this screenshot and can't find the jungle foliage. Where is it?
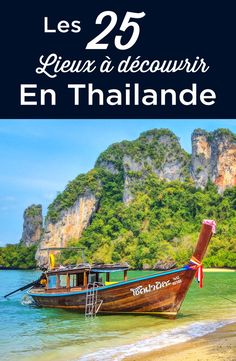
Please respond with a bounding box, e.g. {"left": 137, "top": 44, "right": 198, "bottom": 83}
{"left": 0, "top": 244, "right": 37, "bottom": 269}
{"left": 59, "top": 173, "right": 236, "bottom": 269}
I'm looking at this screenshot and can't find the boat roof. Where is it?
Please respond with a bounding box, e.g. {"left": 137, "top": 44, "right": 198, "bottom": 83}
{"left": 91, "top": 263, "right": 129, "bottom": 273}
{"left": 47, "top": 263, "right": 129, "bottom": 275}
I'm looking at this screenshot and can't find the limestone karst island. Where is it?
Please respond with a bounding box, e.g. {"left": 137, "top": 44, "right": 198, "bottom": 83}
{"left": 0, "top": 128, "right": 236, "bottom": 270}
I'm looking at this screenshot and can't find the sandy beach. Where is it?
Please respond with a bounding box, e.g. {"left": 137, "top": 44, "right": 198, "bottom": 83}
{"left": 124, "top": 322, "right": 236, "bottom": 361}
{"left": 204, "top": 268, "right": 235, "bottom": 272}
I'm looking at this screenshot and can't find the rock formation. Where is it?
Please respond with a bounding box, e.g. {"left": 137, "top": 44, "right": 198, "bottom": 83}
{"left": 96, "top": 129, "right": 190, "bottom": 203}
{"left": 154, "top": 260, "right": 176, "bottom": 270}
{"left": 21, "top": 204, "right": 43, "bottom": 246}
{"left": 191, "top": 129, "right": 236, "bottom": 192}
{"left": 36, "top": 191, "right": 98, "bottom": 267}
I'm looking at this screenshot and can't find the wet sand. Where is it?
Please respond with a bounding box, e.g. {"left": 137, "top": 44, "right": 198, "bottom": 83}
{"left": 124, "top": 322, "right": 236, "bottom": 361}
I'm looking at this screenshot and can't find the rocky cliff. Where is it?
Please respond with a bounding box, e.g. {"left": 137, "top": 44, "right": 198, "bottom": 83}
{"left": 34, "top": 128, "right": 236, "bottom": 267}
{"left": 96, "top": 129, "right": 190, "bottom": 203}
{"left": 20, "top": 204, "right": 43, "bottom": 246}
{"left": 191, "top": 129, "right": 236, "bottom": 192}
{"left": 36, "top": 190, "right": 99, "bottom": 267}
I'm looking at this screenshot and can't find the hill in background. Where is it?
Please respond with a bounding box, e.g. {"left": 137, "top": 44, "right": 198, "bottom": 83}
{"left": 1, "top": 128, "right": 236, "bottom": 269}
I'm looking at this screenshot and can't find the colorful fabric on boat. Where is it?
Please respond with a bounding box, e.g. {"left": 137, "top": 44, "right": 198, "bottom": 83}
{"left": 188, "top": 256, "right": 203, "bottom": 288}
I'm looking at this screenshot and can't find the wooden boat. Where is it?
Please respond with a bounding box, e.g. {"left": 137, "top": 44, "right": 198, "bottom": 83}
{"left": 27, "top": 220, "right": 216, "bottom": 318}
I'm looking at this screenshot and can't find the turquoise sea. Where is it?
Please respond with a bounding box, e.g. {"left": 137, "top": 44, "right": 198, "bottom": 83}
{"left": 0, "top": 270, "right": 236, "bottom": 361}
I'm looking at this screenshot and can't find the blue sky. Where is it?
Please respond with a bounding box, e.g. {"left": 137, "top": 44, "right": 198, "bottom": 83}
{"left": 0, "top": 119, "right": 236, "bottom": 246}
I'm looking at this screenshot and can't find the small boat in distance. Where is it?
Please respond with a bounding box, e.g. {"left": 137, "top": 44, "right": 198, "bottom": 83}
{"left": 24, "top": 220, "right": 216, "bottom": 318}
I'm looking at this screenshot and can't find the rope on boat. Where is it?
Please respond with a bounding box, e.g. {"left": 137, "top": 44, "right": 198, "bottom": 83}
{"left": 218, "top": 296, "right": 236, "bottom": 304}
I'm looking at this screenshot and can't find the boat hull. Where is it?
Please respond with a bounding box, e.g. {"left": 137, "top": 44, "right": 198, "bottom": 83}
{"left": 29, "top": 267, "right": 196, "bottom": 318}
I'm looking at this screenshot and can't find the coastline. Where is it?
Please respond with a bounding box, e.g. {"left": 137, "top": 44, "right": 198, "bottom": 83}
{"left": 0, "top": 267, "right": 235, "bottom": 271}
{"left": 204, "top": 268, "right": 235, "bottom": 272}
{"left": 124, "top": 322, "right": 236, "bottom": 361}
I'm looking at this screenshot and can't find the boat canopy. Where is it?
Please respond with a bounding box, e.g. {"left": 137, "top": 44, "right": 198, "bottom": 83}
{"left": 47, "top": 263, "right": 91, "bottom": 275}
{"left": 91, "top": 263, "right": 129, "bottom": 273}
{"left": 47, "top": 263, "right": 129, "bottom": 275}
{"left": 91, "top": 268, "right": 128, "bottom": 273}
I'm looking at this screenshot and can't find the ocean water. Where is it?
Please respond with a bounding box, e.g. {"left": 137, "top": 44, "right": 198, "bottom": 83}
{"left": 0, "top": 270, "right": 235, "bottom": 361}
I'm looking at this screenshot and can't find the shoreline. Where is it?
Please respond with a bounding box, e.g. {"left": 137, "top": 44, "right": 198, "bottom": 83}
{"left": 124, "top": 322, "right": 236, "bottom": 361}
{"left": 204, "top": 268, "right": 235, "bottom": 272}
{"left": 0, "top": 267, "right": 235, "bottom": 272}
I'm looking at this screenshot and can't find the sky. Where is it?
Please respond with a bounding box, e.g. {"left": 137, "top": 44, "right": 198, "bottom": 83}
{"left": 0, "top": 119, "right": 236, "bottom": 246}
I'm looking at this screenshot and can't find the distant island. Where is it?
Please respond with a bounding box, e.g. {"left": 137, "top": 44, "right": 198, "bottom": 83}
{"left": 1, "top": 128, "right": 236, "bottom": 270}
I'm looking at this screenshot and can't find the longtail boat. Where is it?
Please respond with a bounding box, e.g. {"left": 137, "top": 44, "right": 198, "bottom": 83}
{"left": 23, "top": 220, "right": 216, "bottom": 318}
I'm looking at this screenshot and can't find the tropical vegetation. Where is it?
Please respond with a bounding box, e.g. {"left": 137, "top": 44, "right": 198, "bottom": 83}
{"left": 0, "top": 244, "right": 37, "bottom": 269}
{"left": 59, "top": 174, "right": 236, "bottom": 269}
